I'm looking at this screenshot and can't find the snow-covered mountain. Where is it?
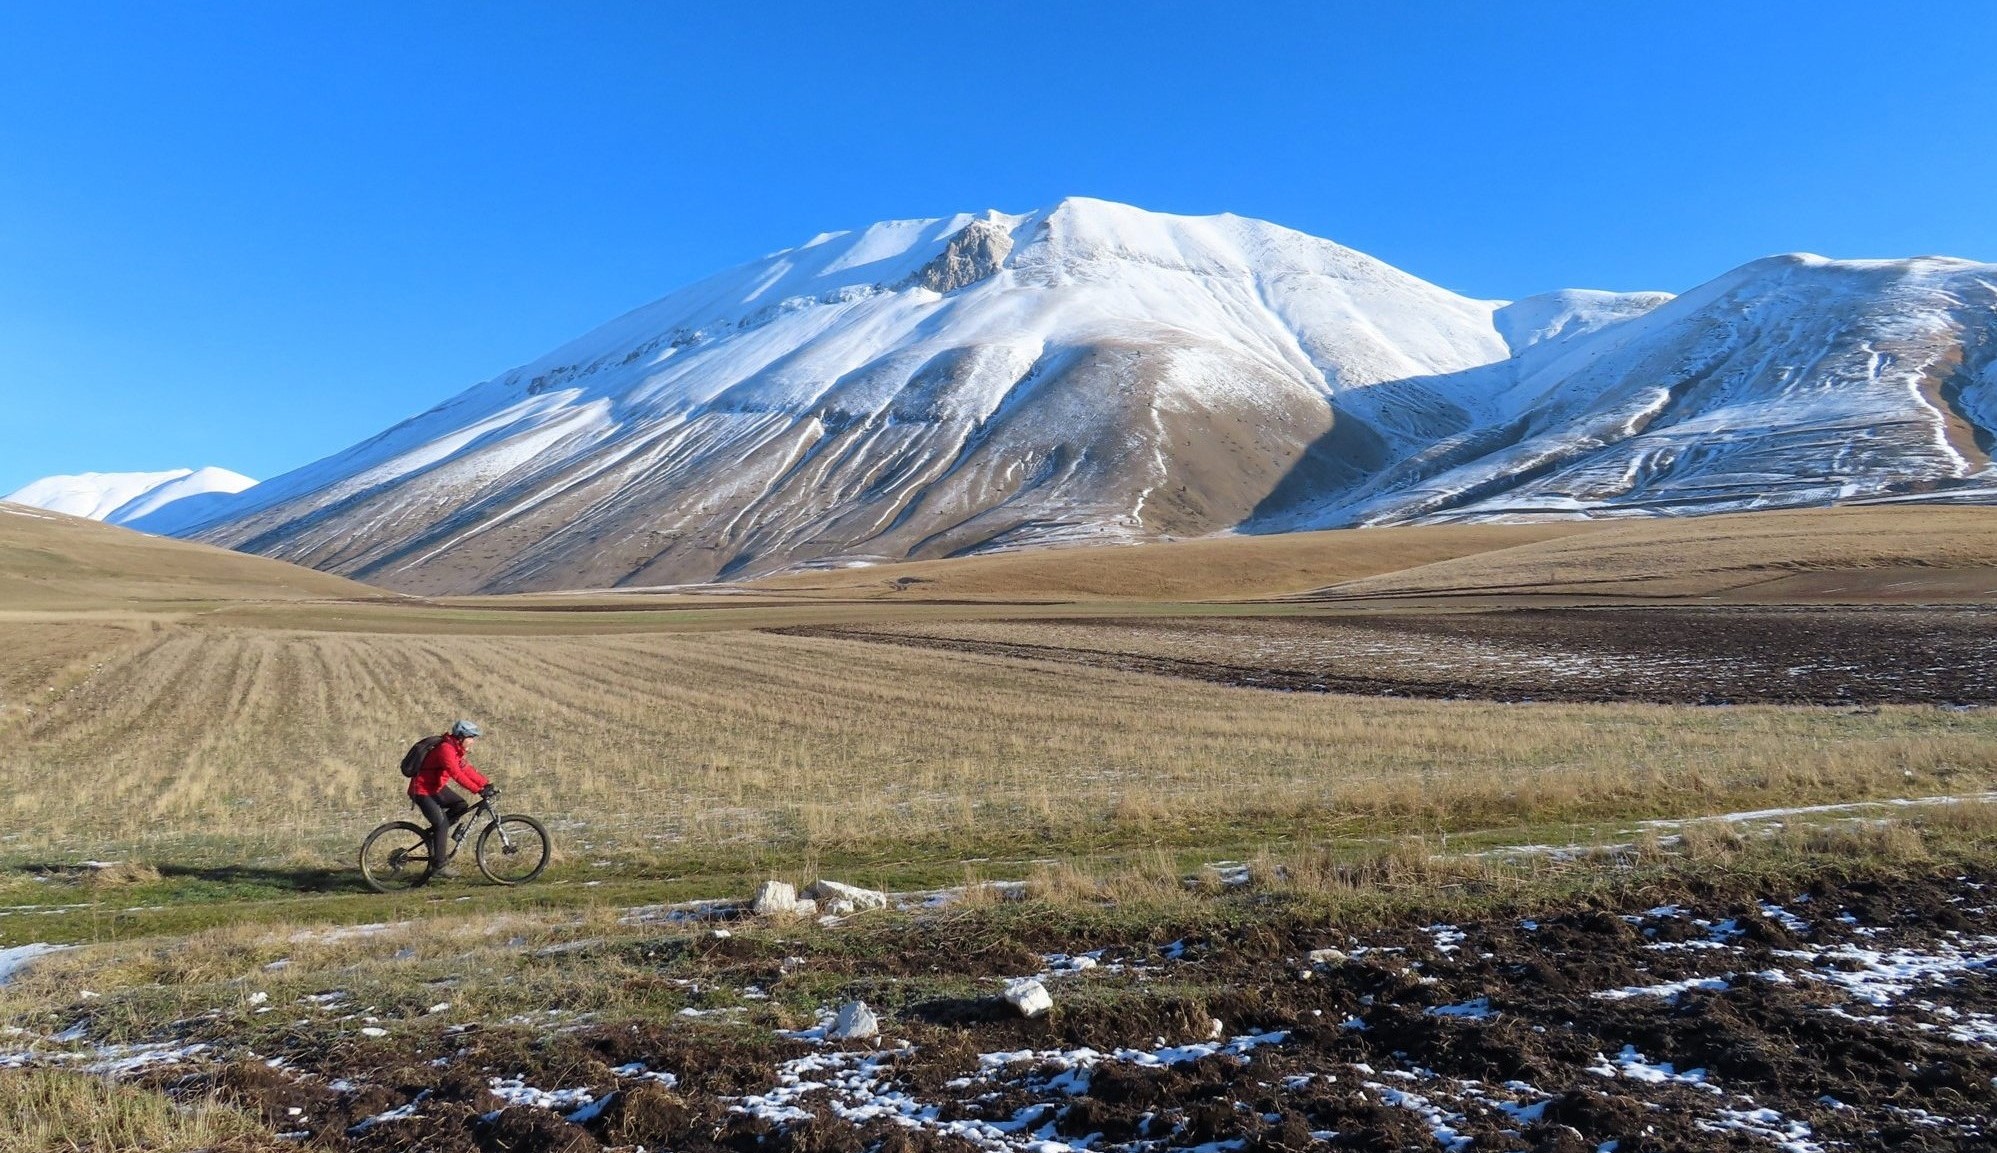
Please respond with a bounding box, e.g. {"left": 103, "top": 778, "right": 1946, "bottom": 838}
{"left": 1297, "top": 255, "right": 1997, "bottom": 527}
{"left": 158, "top": 198, "right": 1997, "bottom": 593}
{"left": 5, "top": 467, "right": 255, "bottom": 526}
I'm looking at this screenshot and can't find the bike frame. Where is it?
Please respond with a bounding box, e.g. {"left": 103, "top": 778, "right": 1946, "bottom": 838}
{"left": 447, "top": 797, "right": 518, "bottom": 855}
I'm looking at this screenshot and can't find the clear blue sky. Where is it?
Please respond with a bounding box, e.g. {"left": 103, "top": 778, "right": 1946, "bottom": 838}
{"left": 3, "top": 1, "right": 1994, "bottom": 494}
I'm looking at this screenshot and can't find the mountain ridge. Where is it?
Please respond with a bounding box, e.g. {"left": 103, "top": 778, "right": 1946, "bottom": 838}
{"left": 4, "top": 467, "right": 255, "bottom": 527}
{"left": 120, "top": 197, "right": 1996, "bottom": 594}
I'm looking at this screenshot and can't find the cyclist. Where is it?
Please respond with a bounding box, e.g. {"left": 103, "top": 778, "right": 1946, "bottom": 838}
{"left": 409, "top": 720, "right": 493, "bottom": 879}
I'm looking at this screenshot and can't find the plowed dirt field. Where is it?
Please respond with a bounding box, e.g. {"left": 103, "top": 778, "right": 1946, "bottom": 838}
{"left": 787, "top": 606, "right": 1997, "bottom": 705}
{"left": 7, "top": 871, "right": 1992, "bottom": 1153}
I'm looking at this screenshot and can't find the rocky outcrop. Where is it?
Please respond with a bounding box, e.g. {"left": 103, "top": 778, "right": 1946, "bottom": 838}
{"left": 828, "top": 1001, "right": 879, "bottom": 1040}
{"left": 1003, "top": 977, "right": 1053, "bottom": 1017}
{"left": 806, "top": 879, "right": 889, "bottom": 911}
{"left": 751, "top": 880, "right": 797, "bottom": 917}
{"left": 902, "top": 219, "right": 1013, "bottom": 293}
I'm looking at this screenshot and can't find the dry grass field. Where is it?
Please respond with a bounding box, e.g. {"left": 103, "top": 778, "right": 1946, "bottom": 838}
{"left": 735, "top": 521, "right": 1591, "bottom": 601}
{"left": 0, "top": 507, "right": 1992, "bottom": 872}
{"left": 1305, "top": 505, "right": 1997, "bottom": 602}
{"left": 0, "top": 1068, "right": 271, "bottom": 1153}
{"left": 0, "top": 503, "right": 381, "bottom": 612}
{"left": 7, "top": 620, "right": 1996, "bottom": 869}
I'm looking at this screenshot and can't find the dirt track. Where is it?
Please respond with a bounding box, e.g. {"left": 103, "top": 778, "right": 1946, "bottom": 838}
{"left": 39, "top": 870, "right": 1988, "bottom": 1152}
{"left": 784, "top": 607, "right": 1997, "bottom": 705}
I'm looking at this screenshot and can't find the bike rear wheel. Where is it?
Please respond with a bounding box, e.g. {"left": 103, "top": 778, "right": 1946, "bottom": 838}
{"left": 475, "top": 815, "right": 551, "bottom": 885}
{"left": 359, "top": 821, "right": 435, "bottom": 892}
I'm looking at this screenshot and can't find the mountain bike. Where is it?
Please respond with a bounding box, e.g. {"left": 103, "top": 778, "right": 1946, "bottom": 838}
{"left": 359, "top": 787, "right": 551, "bottom": 892}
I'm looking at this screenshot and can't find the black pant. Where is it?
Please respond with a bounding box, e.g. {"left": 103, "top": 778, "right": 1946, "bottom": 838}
{"left": 412, "top": 788, "right": 470, "bottom": 874}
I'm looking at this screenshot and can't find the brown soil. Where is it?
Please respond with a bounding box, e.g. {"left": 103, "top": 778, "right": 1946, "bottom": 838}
{"left": 782, "top": 606, "right": 1997, "bottom": 704}
{"left": 120, "top": 870, "right": 1997, "bottom": 1153}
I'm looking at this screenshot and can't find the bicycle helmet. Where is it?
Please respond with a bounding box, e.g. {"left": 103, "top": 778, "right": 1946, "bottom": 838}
{"left": 450, "top": 720, "right": 483, "bottom": 739}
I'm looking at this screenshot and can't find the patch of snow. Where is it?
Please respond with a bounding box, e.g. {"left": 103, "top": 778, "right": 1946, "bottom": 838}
{"left": 289, "top": 922, "right": 405, "bottom": 945}
{"left": 1698, "top": 1106, "right": 1825, "bottom": 1153}
{"left": 489, "top": 1076, "right": 597, "bottom": 1113}
{"left": 1773, "top": 937, "right": 1997, "bottom": 1006}
{"left": 348, "top": 1090, "right": 428, "bottom": 1134}
{"left": 1425, "top": 997, "right": 1495, "bottom": 1020}
{"left": 84, "top": 1041, "right": 211, "bottom": 1076}
{"left": 1364, "top": 1079, "right": 1473, "bottom": 1152}
{"left": 1587, "top": 1045, "right": 1722, "bottom": 1095}
{"left": 0, "top": 943, "right": 69, "bottom": 986}
{"left": 611, "top": 1062, "right": 679, "bottom": 1087}
{"left": 1592, "top": 976, "right": 1731, "bottom": 1001}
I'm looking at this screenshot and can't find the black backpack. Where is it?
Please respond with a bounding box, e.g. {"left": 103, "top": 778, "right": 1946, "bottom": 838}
{"left": 400, "top": 734, "right": 445, "bottom": 779}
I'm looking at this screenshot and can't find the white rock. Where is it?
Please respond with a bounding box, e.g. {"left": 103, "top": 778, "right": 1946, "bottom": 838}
{"left": 794, "top": 898, "right": 819, "bottom": 918}
{"left": 711, "top": 929, "right": 732, "bottom": 939}
{"left": 1308, "top": 948, "right": 1347, "bottom": 965}
{"left": 806, "top": 880, "right": 889, "bottom": 911}
{"left": 827, "top": 898, "right": 856, "bottom": 916}
{"left": 1003, "top": 977, "right": 1054, "bottom": 1018}
{"left": 827, "top": 1000, "right": 879, "bottom": 1041}
{"left": 751, "top": 881, "right": 798, "bottom": 917}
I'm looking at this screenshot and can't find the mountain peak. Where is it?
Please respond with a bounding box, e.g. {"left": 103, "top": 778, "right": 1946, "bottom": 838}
{"left": 144, "top": 203, "right": 1997, "bottom": 593}
{"left": 900, "top": 217, "right": 1015, "bottom": 293}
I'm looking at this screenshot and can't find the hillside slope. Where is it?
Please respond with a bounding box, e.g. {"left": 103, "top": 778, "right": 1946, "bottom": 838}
{"left": 0, "top": 503, "right": 384, "bottom": 610}
{"left": 741, "top": 522, "right": 1593, "bottom": 601}
{"left": 1303, "top": 505, "right": 1997, "bottom": 601}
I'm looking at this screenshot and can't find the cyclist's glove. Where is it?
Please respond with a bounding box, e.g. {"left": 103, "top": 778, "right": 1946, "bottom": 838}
{"left": 480, "top": 785, "right": 499, "bottom": 800}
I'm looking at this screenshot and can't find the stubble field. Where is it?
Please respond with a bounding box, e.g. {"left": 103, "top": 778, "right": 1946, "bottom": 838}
{"left": 4, "top": 613, "right": 1995, "bottom": 873}
{"left": 4, "top": 503, "right": 1997, "bottom": 1152}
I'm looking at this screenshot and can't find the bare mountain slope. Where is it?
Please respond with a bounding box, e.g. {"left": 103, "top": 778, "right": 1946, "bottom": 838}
{"left": 160, "top": 200, "right": 1997, "bottom": 594}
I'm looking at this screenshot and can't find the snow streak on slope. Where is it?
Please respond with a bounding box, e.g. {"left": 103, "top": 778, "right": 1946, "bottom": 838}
{"left": 5, "top": 468, "right": 255, "bottom": 526}
{"left": 163, "top": 199, "right": 1997, "bottom": 593}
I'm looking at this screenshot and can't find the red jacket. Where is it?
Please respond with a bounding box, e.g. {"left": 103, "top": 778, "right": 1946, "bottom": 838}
{"left": 408, "top": 734, "right": 490, "bottom": 797}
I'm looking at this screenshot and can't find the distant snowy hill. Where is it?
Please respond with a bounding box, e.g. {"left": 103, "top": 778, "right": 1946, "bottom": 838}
{"left": 5, "top": 468, "right": 255, "bottom": 526}
{"left": 157, "top": 198, "right": 1997, "bottom": 593}
{"left": 1325, "top": 256, "right": 1997, "bottom": 526}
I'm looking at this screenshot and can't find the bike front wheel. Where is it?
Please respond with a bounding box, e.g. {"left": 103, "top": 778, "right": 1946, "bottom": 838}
{"left": 359, "top": 821, "right": 435, "bottom": 893}
{"left": 475, "top": 815, "right": 551, "bottom": 885}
